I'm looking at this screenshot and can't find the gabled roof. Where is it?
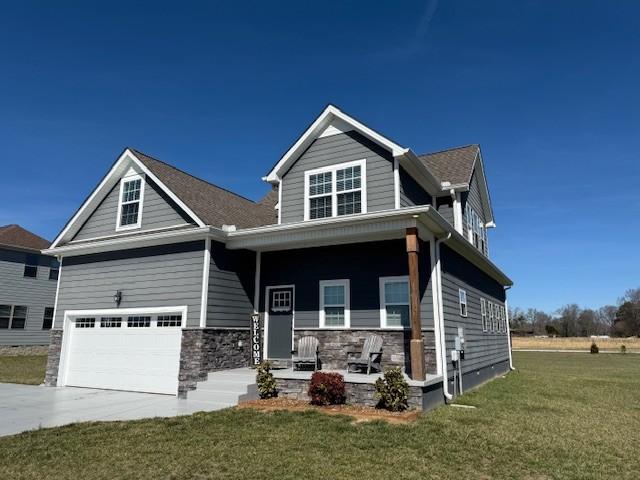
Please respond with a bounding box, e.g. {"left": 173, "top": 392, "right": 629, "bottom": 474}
{"left": 131, "top": 149, "right": 277, "bottom": 229}
{"left": 0, "top": 224, "right": 50, "bottom": 251}
{"left": 418, "top": 144, "right": 479, "bottom": 186}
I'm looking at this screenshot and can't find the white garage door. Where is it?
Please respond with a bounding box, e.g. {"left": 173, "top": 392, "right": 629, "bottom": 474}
{"left": 63, "top": 311, "right": 184, "bottom": 395}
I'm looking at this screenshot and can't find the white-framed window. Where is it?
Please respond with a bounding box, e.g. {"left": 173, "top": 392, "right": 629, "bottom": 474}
{"left": 459, "top": 289, "right": 468, "bottom": 317}
{"left": 488, "top": 302, "right": 495, "bottom": 332}
{"left": 465, "top": 204, "right": 488, "bottom": 255}
{"left": 157, "top": 314, "right": 182, "bottom": 327}
{"left": 319, "top": 279, "right": 350, "bottom": 328}
{"left": 303, "top": 160, "right": 367, "bottom": 220}
{"left": 100, "top": 317, "right": 122, "bottom": 328}
{"left": 480, "top": 298, "right": 488, "bottom": 332}
{"left": 116, "top": 173, "right": 145, "bottom": 231}
{"left": 379, "top": 276, "right": 410, "bottom": 328}
{"left": 127, "top": 316, "right": 151, "bottom": 328}
{"left": 271, "top": 290, "right": 292, "bottom": 312}
{"left": 75, "top": 317, "right": 96, "bottom": 328}
{"left": 499, "top": 305, "right": 506, "bottom": 333}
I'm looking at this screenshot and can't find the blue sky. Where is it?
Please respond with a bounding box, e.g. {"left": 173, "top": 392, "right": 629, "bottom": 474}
{"left": 0, "top": 1, "right": 638, "bottom": 312}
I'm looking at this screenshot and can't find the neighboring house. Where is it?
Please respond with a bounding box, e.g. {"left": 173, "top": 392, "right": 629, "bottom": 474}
{"left": 0, "top": 225, "right": 58, "bottom": 346}
{"left": 43, "top": 105, "right": 513, "bottom": 409}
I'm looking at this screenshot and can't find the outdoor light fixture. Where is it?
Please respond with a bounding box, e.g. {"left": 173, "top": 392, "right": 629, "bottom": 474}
{"left": 237, "top": 340, "right": 244, "bottom": 349}
{"left": 113, "top": 290, "right": 122, "bottom": 306}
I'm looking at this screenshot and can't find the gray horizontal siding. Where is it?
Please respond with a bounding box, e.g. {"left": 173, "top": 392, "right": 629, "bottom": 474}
{"left": 399, "top": 166, "right": 432, "bottom": 207}
{"left": 73, "top": 176, "right": 193, "bottom": 242}
{"left": 440, "top": 244, "right": 508, "bottom": 376}
{"left": 280, "top": 131, "right": 395, "bottom": 223}
{"left": 55, "top": 242, "right": 205, "bottom": 328}
{"left": 207, "top": 242, "right": 255, "bottom": 328}
{"left": 260, "top": 240, "right": 433, "bottom": 330}
{"left": 0, "top": 249, "right": 57, "bottom": 346}
{"left": 436, "top": 196, "right": 454, "bottom": 227}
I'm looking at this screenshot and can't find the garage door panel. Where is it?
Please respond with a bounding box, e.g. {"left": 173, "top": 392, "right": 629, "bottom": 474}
{"left": 64, "top": 316, "right": 182, "bottom": 395}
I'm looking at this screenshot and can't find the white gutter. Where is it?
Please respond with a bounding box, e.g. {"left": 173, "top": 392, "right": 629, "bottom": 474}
{"left": 504, "top": 286, "right": 515, "bottom": 370}
{"left": 435, "top": 232, "right": 453, "bottom": 401}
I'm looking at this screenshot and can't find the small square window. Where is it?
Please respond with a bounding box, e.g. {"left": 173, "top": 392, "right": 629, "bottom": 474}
{"left": 127, "top": 316, "right": 151, "bottom": 328}
{"left": 271, "top": 291, "right": 292, "bottom": 312}
{"left": 100, "top": 317, "right": 122, "bottom": 328}
{"left": 75, "top": 318, "right": 96, "bottom": 328}
{"left": 157, "top": 315, "right": 182, "bottom": 327}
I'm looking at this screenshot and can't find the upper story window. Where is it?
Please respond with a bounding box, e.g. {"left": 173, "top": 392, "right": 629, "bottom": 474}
{"left": 304, "top": 160, "right": 367, "bottom": 221}
{"left": 117, "top": 174, "right": 144, "bottom": 231}
{"left": 458, "top": 289, "right": 468, "bottom": 317}
{"left": 49, "top": 258, "right": 59, "bottom": 281}
{"left": 465, "top": 205, "right": 488, "bottom": 255}
{"left": 380, "top": 276, "right": 410, "bottom": 328}
{"left": 23, "top": 254, "right": 38, "bottom": 278}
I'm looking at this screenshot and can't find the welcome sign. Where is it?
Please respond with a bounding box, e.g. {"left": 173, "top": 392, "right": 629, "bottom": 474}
{"left": 250, "top": 313, "right": 262, "bottom": 366}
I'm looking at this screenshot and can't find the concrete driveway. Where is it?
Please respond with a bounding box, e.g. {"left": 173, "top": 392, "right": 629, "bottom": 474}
{"left": 0, "top": 383, "right": 231, "bottom": 437}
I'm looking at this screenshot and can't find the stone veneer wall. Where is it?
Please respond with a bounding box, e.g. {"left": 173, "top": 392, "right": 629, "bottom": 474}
{"left": 293, "top": 329, "right": 437, "bottom": 375}
{"left": 275, "top": 377, "right": 424, "bottom": 410}
{"left": 44, "top": 329, "right": 64, "bottom": 386}
{"left": 178, "top": 328, "right": 251, "bottom": 397}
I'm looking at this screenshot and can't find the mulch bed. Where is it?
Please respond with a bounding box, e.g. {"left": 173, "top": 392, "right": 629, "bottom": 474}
{"left": 237, "top": 397, "right": 421, "bottom": 424}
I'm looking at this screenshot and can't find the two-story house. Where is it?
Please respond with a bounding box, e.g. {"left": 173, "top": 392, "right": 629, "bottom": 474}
{"left": 43, "top": 105, "right": 513, "bottom": 410}
{"left": 0, "top": 224, "right": 58, "bottom": 346}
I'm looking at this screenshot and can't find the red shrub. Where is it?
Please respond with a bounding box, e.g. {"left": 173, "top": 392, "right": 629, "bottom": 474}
{"left": 308, "top": 372, "right": 346, "bottom": 406}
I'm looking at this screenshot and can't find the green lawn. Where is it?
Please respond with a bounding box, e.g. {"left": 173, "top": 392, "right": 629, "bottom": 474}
{"left": 0, "top": 355, "right": 47, "bottom": 385}
{"left": 1, "top": 352, "right": 639, "bottom": 479}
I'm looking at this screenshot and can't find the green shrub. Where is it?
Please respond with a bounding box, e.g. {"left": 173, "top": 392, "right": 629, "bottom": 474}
{"left": 256, "top": 361, "right": 278, "bottom": 399}
{"left": 620, "top": 345, "right": 627, "bottom": 354}
{"left": 374, "top": 367, "right": 409, "bottom": 411}
{"left": 590, "top": 342, "right": 599, "bottom": 354}
{"left": 308, "top": 372, "right": 346, "bottom": 406}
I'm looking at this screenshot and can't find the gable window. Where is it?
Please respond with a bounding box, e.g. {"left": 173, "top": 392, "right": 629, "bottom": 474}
{"left": 380, "top": 276, "right": 410, "bottom": 328}
{"left": 319, "top": 280, "right": 350, "bottom": 328}
{"left": 304, "top": 160, "right": 366, "bottom": 220}
{"left": 481, "top": 298, "right": 488, "bottom": 332}
{"left": 0, "top": 305, "right": 27, "bottom": 329}
{"left": 459, "top": 289, "right": 468, "bottom": 317}
{"left": 465, "top": 205, "right": 488, "bottom": 255}
{"left": 24, "top": 254, "right": 38, "bottom": 278}
{"left": 43, "top": 307, "right": 54, "bottom": 330}
{"left": 117, "top": 174, "right": 144, "bottom": 230}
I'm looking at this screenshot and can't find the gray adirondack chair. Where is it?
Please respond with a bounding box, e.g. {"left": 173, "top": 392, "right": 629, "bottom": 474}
{"left": 292, "top": 336, "right": 320, "bottom": 371}
{"left": 347, "top": 334, "right": 383, "bottom": 374}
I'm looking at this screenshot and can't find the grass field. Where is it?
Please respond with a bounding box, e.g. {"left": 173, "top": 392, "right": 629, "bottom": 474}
{"left": 0, "top": 355, "right": 47, "bottom": 385}
{"left": 1, "top": 352, "right": 639, "bottom": 479}
{"left": 512, "top": 336, "right": 640, "bottom": 352}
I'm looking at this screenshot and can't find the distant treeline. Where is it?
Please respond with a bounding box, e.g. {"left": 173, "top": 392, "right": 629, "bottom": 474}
{"left": 510, "top": 288, "right": 640, "bottom": 337}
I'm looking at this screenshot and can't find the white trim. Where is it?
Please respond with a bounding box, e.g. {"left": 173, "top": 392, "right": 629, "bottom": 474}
{"left": 263, "top": 285, "right": 295, "bottom": 360}
{"left": 67, "top": 224, "right": 193, "bottom": 245}
{"left": 303, "top": 159, "right": 367, "bottom": 221}
{"left": 253, "top": 251, "right": 261, "bottom": 314}
{"left": 51, "top": 257, "right": 63, "bottom": 329}
{"left": 393, "top": 157, "right": 400, "bottom": 209}
{"left": 277, "top": 179, "right": 283, "bottom": 225}
{"left": 379, "top": 275, "right": 410, "bottom": 329}
{"left": 265, "top": 105, "right": 406, "bottom": 183}
{"left": 57, "top": 305, "right": 188, "bottom": 387}
{"left": 480, "top": 297, "right": 488, "bottom": 332}
{"left": 458, "top": 288, "right": 468, "bottom": 317}
{"left": 200, "top": 237, "right": 211, "bottom": 327}
{"left": 50, "top": 149, "right": 205, "bottom": 249}
{"left": 319, "top": 279, "right": 350, "bottom": 329}
{"left": 453, "top": 191, "right": 463, "bottom": 234}
{"left": 504, "top": 295, "right": 514, "bottom": 369}
{"left": 428, "top": 234, "right": 443, "bottom": 375}
{"left": 115, "top": 173, "right": 145, "bottom": 232}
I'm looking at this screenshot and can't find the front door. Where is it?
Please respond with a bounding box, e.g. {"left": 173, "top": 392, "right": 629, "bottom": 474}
{"left": 267, "top": 286, "right": 294, "bottom": 361}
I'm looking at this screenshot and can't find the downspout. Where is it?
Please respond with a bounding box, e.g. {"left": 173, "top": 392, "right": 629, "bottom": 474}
{"left": 504, "top": 286, "right": 515, "bottom": 370}
{"left": 435, "top": 232, "right": 453, "bottom": 401}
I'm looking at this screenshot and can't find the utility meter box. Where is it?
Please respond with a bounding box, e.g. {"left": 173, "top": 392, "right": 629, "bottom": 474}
{"left": 451, "top": 349, "right": 459, "bottom": 363}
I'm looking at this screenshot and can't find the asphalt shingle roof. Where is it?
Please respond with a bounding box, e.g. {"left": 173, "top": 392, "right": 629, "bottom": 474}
{"left": 131, "top": 149, "right": 278, "bottom": 229}
{"left": 418, "top": 144, "right": 479, "bottom": 186}
{"left": 0, "top": 224, "right": 50, "bottom": 251}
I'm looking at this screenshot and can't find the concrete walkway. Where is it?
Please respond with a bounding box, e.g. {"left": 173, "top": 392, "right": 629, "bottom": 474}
{"left": 0, "top": 383, "right": 232, "bottom": 437}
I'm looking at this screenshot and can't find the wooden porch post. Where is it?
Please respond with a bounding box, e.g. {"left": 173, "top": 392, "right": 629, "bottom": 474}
{"left": 406, "top": 227, "right": 426, "bottom": 381}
